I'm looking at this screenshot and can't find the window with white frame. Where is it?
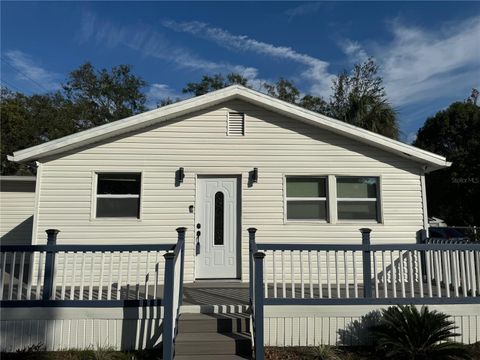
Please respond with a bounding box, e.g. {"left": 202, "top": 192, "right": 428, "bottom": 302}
{"left": 336, "top": 177, "right": 379, "bottom": 221}
{"left": 286, "top": 177, "right": 327, "bottom": 220}
{"left": 96, "top": 173, "right": 141, "bottom": 218}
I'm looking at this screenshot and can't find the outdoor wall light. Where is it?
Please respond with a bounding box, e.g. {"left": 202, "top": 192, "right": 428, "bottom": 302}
{"left": 176, "top": 167, "right": 185, "bottom": 186}
{"left": 252, "top": 167, "right": 258, "bottom": 183}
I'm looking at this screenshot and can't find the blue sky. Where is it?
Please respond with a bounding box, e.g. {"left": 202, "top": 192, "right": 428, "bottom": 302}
{"left": 1, "top": 2, "right": 479, "bottom": 143}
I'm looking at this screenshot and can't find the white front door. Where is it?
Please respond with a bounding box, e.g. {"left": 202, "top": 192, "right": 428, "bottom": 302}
{"left": 196, "top": 177, "right": 239, "bottom": 279}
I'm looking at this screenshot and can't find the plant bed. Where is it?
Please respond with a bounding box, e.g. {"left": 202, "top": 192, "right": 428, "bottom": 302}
{"left": 265, "top": 344, "right": 480, "bottom": 360}
{"left": 0, "top": 347, "right": 162, "bottom": 360}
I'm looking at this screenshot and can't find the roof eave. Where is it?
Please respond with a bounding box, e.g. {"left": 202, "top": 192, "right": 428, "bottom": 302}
{"left": 9, "top": 85, "right": 450, "bottom": 170}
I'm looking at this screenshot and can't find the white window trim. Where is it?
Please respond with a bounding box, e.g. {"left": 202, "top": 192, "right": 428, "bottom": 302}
{"left": 90, "top": 170, "right": 144, "bottom": 221}
{"left": 284, "top": 175, "right": 329, "bottom": 223}
{"left": 336, "top": 176, "right": 382, "bottom": 224}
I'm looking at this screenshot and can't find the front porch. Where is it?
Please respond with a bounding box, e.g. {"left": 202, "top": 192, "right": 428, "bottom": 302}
{"left": 1, "top": 227, "right": 480, "bottom": 359}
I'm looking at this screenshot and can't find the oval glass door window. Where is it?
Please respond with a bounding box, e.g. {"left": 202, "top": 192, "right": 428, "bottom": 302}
{"left": 214, "top": 191, "right": 224, "bottom": 245}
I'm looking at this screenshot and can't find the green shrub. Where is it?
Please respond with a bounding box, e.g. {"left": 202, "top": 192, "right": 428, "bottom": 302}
{"left": 371, "top": 305, "right": 470, "bottom": 359}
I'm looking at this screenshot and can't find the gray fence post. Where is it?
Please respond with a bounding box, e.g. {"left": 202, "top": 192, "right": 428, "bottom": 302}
{"left": 248, "top": 228, "right": 257, "bottom": 302}
{"left": 176, "top": 227, "right": 186, "bottom": 307}
{"left": 360, "top": 228, "right": 372, "bottom": 298}
{"left": 162, "top": 252, "right": 175, "bottom": 360}
{"left": 43, "top": 229, "right": 59, "bottom": 300}
{"left": 253, "top": 251, "right": 265, "bottom": 360}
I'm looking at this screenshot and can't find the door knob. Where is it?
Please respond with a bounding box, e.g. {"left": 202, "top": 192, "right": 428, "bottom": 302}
{"left": 196, "top": 223, "right": 201, "bottom": 229}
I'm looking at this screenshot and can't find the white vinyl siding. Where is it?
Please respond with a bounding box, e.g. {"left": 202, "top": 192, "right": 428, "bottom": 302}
{"left": 34, "top": 99, "right": 426, "bottom": 282}
{"left": 0, "top": 179, "right": 35, "bottom": 245}
{"left": 227, "top": 112, "right": 245, "bottom": 136}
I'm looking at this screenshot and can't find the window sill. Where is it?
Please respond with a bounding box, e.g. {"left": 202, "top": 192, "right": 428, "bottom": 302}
{"left": 336, "top": 220, "right": 382, "bottom": 225}
{"left": 90, "top": 217, "right": 142, "bottom": 222}
{"left": 285, "top": 220, "right": 329, "bottom": 225}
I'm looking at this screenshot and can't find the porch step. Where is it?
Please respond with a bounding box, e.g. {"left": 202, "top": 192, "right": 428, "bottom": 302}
{"left": 175, "top": 355, "right": 250, "bottom": 360}
{"left": 175, "top": 313, "right": 252, "bottom": 358}
{"left": 177, "top": 313, "right": 250, "bottom": 333}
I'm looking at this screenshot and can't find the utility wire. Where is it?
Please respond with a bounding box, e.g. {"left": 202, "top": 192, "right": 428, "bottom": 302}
{"left": 1, "top": 57, "right": 49, "bottom": 93}
{"left": 0, "top": 79, "right": 25, "bottom": 94}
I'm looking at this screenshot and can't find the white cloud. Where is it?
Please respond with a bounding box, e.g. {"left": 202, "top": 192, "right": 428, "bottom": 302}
{"left": 80, "top": 13, "right": 261, "bottom": 82}
{"left": 146, "top": 83, "right": 185, "bottom": 108}
{"left": 406, "top": 132, "right": 417, "bottom": 144}
{"left": 284, "top": 2, "right": 322, "bottom": 20}
{"left": 3, "top": 50, "right": 60, "bottom": 91}
{"left": 341, "top": 16, "right": 480, "bottom": 107}
{"left": 338, "top": 39, "right": 369, "bottom": 64}
{"left": 161, "top": 19, "right": 335, "bottom": 97}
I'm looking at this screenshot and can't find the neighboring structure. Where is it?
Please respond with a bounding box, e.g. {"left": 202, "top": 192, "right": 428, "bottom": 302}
{"left": 7, "top": 85, "right": 450, "bottom": 283}
{"left": 0, "top": 176, "right": 36, "bottom": 245}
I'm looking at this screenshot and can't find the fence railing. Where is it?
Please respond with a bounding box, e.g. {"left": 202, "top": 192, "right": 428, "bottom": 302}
{"left": 249, "top": 228, "right": 480, "bottom": 360}
{"left": 0, "top": 227, "right": 186, "bottom": 360}
{"left": 0, "top": 229, "right": 185, "bottom": 303}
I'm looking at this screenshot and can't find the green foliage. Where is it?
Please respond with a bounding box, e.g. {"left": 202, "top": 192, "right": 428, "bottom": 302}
{"left": 329, "top": 58, "right": 399, "bottom": 139}
{"left": 414, "top": 102, "right": 480, "bottom": 225}
{"left": 182, "top": 73, "right": 248, "bottom": 96}
{"left": 1, "top": 88, "right": 76, "bottom": 174}
{"left": 1, "top": 62, "right": 147, "bottom": 175}
{"left": 264, "top": 78, "right": 301, "bottom": 104}
{"left": 63, "top": 62, "right": 147, "bottom": 129}
{"left": 371, "top": 305, "right": 469, "bottom": 360}
{"left": 338, "top": 310, "right": 382, "bottom": 346}
{"left": 311, "top": 345, "right": 342, "bottom": 360}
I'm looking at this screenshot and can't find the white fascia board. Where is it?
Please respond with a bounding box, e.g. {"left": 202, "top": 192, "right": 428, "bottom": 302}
{"left": 10, "top": 85, "right": 450, "bottom": 170}
{"left": 236, "top": 88, "right": 451, "bottom": 170}
{"left": 11, "top": 87, "right": 239, "bottom": 162}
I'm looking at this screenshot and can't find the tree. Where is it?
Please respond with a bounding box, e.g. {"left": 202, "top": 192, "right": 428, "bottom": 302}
{"left": 1, "top": 62, "right": 148, "bottom": 175}
{"left": 263, "top": 78, "right": 300, "bottom": 104}
{"left": 1, "top": 88, "right": 76, "bottom": 174}
{"left": 182, "top": 73, "right": 248, "bottom": 96}
{"left": 414, "top": 102, "right": 480, "bottom": 225}
{"left": 63, "top": 62, "right": 147, "bottom": 129}
{"left": 329, "top": 58, "right": 399, "bottom": 139}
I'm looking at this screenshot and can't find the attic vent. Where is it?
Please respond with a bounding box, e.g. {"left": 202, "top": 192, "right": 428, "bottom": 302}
{"left": 227, "top": 112, "right": 245, "bottom": 136}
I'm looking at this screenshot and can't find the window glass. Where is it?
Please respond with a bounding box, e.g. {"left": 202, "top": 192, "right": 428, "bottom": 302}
{"left": 287, "top": 177, "right": 326, "bottom": 198}
{"left": 214, "top": 192, "right": 224, "bottom": 245}
{"left": 96, "top": 198, "right": 140, "bottom": 218}
{"left": 97, "top": 173, "right": 141, "bottom": 195}
{"left": 337, "top": 201, "right": 377, "bottom": 220}
{"left": 337, "top": 177, "right": 377, "bottom": 198}
{"left": 286, "top": 177, "right": 327, "bottom": 221}
{"left": 287, "top": 201, "right": 326, "bottom": 220}
{"left": 96, "top": 173, "right": 141, "bottom": 218}
{"left": 337, "top": 177, "right": 379, "bottom": 221}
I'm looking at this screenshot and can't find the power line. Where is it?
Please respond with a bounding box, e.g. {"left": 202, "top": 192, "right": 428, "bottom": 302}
{"left": 0, "top": 79, "right": 25, "bottom": 94}
{"left": 1, "top": 57, "right": 49, "bottom": 93}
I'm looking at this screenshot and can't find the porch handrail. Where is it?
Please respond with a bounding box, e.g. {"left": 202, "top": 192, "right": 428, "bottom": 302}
{"left": 248, "top": 227, "right": 264, "bottom": 360}
{"left": 162, "top": 227, "right": 186, "bottom": 360}
{"left": 248, "top": 229, "right": 480, "bottom": 360}
{"left": 0, "top": 229, "right": 183, "bottom": 303}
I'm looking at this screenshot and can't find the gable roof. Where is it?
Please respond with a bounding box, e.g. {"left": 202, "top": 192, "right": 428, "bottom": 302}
{"left": 8, "top": 85, "right": 450, "bottom": 171}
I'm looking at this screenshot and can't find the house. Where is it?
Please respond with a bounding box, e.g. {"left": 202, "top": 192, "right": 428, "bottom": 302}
{"left": 5, "top": 85, "right": 449, "bottom": 281}
{"left": 2, "top": 86, "right": 478, "bottom": 358}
